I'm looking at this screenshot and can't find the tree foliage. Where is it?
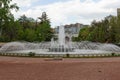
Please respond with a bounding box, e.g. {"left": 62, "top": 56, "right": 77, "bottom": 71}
{"left": 0, "top": 0, "right": 19, "bottom": 33}
{"left": 0, "top": 8, "right": 53, "bottom": 42}
{"left": 78, "top": 15, "right": 120, "bottom": 43}
{"left": 36, "top": 12, "right": 53, "bottom": 41}
{"left": 0, "top": 0, "right": 119, "bottom": 43}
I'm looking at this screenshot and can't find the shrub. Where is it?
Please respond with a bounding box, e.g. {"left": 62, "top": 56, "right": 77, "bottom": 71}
{"left": 66, "top": 53, "right": 70, "bottom": 58}
{"left": 28, "top": 52, "right": 35, "bottom": 57}
{"left": 111, "top": 53, "right": 115, "bottom": 56}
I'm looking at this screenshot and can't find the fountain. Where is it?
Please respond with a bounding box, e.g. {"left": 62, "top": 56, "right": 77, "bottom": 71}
{"left": 59, "top": 25, "right": 65, "bottom": 46}
{"left": 0, "top": 25, "right": 120, "bottom": 55}
{"left": 49, "top": 25, "right": 74, "bottom": 52}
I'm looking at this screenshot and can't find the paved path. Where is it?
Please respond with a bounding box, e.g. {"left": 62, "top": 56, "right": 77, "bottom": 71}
{"left": 0, "top": 56, "right": 120, "bottom": 80}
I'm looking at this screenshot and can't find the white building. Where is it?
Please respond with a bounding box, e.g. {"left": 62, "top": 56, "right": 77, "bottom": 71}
{"left": 54, "top": 23, "right": 87, "bottom": 41}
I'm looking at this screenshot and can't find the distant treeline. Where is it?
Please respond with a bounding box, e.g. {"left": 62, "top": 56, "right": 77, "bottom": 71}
{"left": 0, "top": 12, "right": 53, "bottom": 42}
{"left": 73, "top": 15, "right": 120, "bottom": 43}
{"left": 1, "top": 0, "right": 120, "bottom": 43}
{"left": 0, "top": 0, "right": 53, "bottom": 42}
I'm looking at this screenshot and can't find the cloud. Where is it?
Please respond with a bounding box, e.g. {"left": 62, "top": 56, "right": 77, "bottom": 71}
{"left": 11, "top": 0, "right": 120, "bottom": 27}
{"left": 12, "top": 0, "right": 32, "bottom": 8}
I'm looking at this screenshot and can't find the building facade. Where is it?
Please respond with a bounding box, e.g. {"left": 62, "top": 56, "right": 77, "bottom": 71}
{"left": 54, "top": 23, "right": 87, "bottom": 41}
{"left": 117, "top": 8, "right": 120, "bottom": 16}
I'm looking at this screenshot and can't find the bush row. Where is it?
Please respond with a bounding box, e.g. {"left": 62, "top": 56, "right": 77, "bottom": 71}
{"left": 0, "top": 52, "right": 120, "bottom": 58}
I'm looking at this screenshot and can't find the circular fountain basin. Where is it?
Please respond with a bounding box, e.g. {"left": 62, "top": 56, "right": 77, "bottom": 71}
{"left": 0, "top": 41, "right": 120, "bottom": 55}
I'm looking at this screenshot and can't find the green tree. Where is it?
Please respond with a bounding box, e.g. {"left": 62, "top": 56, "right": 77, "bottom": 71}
{"left": 17, "top": 15, "right": 37, "bottom": 42}
{"left": 18, "top": 15, "right": 35, "bottom": 29}
{"left": 24, "top": 29, "right": 37, "bottom": 42}
{"left": 78, "top": 27, "right": 90, "bottom": 41}
{"left": 0, "top": 20, "right": 22, "bottom": 41}
{"left": 78, "top": 15, "right": 120, "bottom": 43}
{"left": 0, "top": 0, "right": 19, "bottom": 36}
{"left": 36, "top": 12, "right": 53, "bottom": 41}
{"left": 116, "top": 15, "right": 120, "bottom": 43}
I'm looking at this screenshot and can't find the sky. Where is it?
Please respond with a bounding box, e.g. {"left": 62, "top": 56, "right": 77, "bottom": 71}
{"left": 11, "top": 0, "right": 120, "bottom": 27}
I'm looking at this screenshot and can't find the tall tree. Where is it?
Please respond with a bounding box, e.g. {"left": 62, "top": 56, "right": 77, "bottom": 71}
{"left": 116, "top": 15, "right": 120, "bottom": 43}
{"left": 77, "top": 15, "right": 120, "bottom": 43}
{"left": 37, "top": 12, "right": 53, "bottom": 41}
{"left": 1, "top": 20, "right": 23, "bottom": 41}
{"left": 0, "top": 0, "right": 19, "bottom": 35}
{"left": 18, "top": 15, "right": 35, "bottom": 29}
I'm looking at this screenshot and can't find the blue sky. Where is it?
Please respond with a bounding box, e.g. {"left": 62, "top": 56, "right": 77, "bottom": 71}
{"left": 12, "top": 0, "right": 120, "bottom": 27}
{"left": 38, "top": 0, "right": 70, "bottom": 5}
{"left": 35, "top": 0, "right": 99, "bottom": 5}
